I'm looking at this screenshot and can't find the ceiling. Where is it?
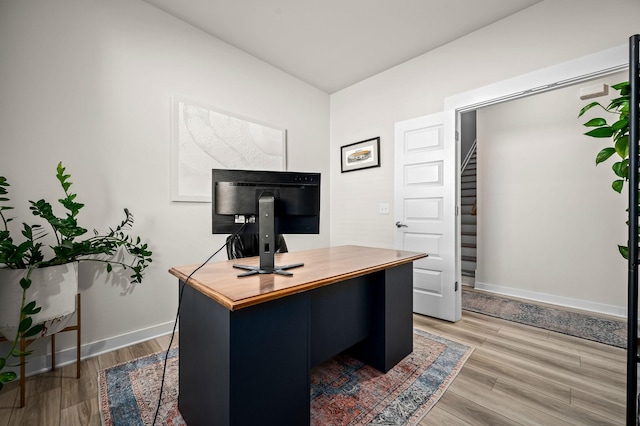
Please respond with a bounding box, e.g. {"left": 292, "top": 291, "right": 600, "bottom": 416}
{"left": 143, "top": 0, "right": 542, "bottom": 93}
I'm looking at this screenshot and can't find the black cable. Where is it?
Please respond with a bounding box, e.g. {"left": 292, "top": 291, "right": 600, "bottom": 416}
{"left": 152, "top": 222, "right": 247, "bottom": 425}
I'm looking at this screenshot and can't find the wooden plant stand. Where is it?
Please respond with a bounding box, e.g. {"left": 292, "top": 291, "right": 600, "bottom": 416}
{"left": 0, "top": 293, "right": 81, "bottom": 407}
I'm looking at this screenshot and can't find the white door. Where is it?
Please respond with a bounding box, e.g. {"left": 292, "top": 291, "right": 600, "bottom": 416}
{"left": 394, "top": 111, "right": 460, "bottom": 322}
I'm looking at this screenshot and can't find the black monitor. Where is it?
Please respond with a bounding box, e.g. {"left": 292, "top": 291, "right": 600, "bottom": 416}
{"left": 212, "top": 169, "right": 321, "bottom": 277}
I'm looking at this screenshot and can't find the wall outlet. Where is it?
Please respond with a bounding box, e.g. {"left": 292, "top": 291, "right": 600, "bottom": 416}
{"left": 379, "top": 203, "right": 390, "bottom": 214}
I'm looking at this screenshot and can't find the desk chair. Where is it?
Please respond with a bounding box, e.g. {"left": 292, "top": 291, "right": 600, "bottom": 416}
{"left": 225, "top": 234, "right": 288, "bottom": 260}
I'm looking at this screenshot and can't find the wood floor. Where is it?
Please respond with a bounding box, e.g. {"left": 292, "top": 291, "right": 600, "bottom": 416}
{"left": 0, "top": 308, "right": 626, "bottom": 425}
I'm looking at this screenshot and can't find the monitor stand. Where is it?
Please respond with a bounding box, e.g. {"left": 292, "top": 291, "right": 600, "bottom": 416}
{"left": 233, "top": 194, "right": 304, "bottom": 277}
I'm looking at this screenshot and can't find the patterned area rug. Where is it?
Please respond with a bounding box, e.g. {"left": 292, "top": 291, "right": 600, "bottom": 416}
{"left": 98, "top": 330, "right": 472, "bottom": 426}
{"left": 462, "top": 288, "right": 627, "bottom": 348}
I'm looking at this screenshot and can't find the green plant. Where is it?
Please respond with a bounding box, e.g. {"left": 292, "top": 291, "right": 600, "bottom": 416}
{"left": 578, "top": 81, "right": 632, "bottom": 258}
{"left": 0, "top": 162, "right": 153, "bottom": 390}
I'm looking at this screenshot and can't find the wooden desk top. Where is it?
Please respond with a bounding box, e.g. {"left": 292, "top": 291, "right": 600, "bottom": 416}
{"left": 169, "top": 245, "right": 426, "bottom": 311}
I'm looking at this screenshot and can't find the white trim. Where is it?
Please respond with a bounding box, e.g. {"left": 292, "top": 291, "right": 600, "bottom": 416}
{"left": 9, "top": 320, "right": 176, "bottom": 378}
{"left": 474, "top": 281, "right": 626, "bottom": 318}
{"left": 445, "top": 44, "right": 627, "bottom": 112}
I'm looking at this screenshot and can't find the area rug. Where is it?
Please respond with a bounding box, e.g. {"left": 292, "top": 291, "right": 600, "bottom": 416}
{"left": 462, "top": 287, "right": 627, "bottom": 348}
{"left": 98, "top": 330, "right": 473, "bottom": 426}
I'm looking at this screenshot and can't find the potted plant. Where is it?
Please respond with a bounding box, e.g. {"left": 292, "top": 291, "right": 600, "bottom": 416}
{"left": 0, "top": 162, "right": 153, "bottom": 390}
{"left": 578, "top": 81, "right": 632, "bottom": 258}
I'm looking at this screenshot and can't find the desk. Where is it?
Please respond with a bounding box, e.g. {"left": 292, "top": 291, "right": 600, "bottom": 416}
{"left": 169, "top": 245, "right": 426, "bottom": 426}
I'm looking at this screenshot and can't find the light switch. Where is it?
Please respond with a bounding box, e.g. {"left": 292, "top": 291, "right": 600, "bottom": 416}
{"left": 379, "top": 203, "right": 390, "bottom": 214}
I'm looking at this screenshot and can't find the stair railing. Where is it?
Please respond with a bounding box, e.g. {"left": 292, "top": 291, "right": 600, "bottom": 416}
{"left": 461, "top": 139, "right": 477, "bottom": 172}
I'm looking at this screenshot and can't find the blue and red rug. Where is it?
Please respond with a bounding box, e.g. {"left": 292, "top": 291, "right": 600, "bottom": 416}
{"left": 98, "top": 329, "right": 472, "bottom": 426}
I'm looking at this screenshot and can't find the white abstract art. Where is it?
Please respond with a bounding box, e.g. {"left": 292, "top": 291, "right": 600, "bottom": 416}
{"left": 171, "top": 99, "right": 286, "bottom": 202}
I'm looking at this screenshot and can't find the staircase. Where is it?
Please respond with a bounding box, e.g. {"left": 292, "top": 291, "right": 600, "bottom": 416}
{"left": 460, "top": 148, "right": 477, "bottom": 283}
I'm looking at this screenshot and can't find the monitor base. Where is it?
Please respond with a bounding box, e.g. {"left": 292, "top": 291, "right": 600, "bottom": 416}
{"left": 233, "top": 263, "right": 304, "bottom": 277}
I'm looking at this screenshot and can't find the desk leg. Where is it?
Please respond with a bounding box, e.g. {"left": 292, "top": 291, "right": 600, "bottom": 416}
{"left": 355, "top": 263, "right": 413, "bottom": 372}
{"left": 179, "top": 283, "right": 311, "bottom": 426}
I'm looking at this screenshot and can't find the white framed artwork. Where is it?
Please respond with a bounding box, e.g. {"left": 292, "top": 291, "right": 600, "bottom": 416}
{"left": 171, "top": 98, "right": 287, "bottom": 202}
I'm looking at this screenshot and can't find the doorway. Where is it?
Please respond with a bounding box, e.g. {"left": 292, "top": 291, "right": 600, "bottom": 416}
{"left": 451, "top": 50, "right": 628, "bottom": 315}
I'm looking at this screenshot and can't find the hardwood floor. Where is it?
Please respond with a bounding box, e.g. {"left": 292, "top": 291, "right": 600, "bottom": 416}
{"left": 0, "top": 310, "right": 626, "bottom": 425}
{"left": 415, "top": 311, "right": 625, "bottom": 425}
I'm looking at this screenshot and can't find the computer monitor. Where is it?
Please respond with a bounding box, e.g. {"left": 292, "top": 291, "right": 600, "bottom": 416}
{"left": 212, "top": 169, "right": 321, "bottom": 277}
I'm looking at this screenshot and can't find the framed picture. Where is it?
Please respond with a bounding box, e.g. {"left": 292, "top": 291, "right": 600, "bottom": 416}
{"left": 340, "top": 137, "right": 380, "bottom": 173}
{"left": 171, "top": 98, "right": 286, "bottom": 202}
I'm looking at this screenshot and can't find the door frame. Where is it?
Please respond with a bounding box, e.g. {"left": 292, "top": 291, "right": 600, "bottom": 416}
{"left": 443, "top": 43, "right": 628, "bottom": 289}
{"left": 445, "top": 44, "right": 627, "bottom": 114}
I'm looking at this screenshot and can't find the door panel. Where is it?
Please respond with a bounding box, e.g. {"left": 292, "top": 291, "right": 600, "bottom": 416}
{"left": 414, "top": 269, "right": 443, "bottom": 293}
{"left": 394, "top": 111, "right": 460, "bottom": 322}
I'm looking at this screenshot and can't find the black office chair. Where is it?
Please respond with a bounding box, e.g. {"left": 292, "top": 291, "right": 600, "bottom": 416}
{"left": 225, "top": 234, "right": 288, "bottom": 260}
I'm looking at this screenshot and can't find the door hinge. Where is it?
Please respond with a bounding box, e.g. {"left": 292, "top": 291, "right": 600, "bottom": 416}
{"left": 455, "top": 281, "right": 459, "bottom": 292}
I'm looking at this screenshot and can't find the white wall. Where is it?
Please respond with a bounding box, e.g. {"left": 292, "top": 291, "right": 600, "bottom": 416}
{"left": 0, "top": 0, "right": 329, "bottom": 369}
{"left": 2, "top": 0, "right": 638, "bottom": 374}
{"left": 329, "top": 0, "right": 640, "bottom": 312}
{"left": 477, "top": 72, "right": 628, "bottom": 313}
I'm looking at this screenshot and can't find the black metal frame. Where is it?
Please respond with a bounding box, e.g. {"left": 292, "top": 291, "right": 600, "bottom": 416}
{"left": 628, "top": 34, "right": 640, "bottom": 426}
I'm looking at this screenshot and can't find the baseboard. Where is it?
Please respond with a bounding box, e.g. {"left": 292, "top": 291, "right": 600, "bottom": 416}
{"left": 473, "top": 281, "right": 626, "bottom": 318}
{"left": 5, "top": 320, "right": 176, "bottom": 379}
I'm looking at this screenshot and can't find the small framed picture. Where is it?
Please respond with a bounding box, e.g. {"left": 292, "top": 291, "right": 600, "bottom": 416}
{"left": 340, "top": 137, "right": 380, "bottom": 173}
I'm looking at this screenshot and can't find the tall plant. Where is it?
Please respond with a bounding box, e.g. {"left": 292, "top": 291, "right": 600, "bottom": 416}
{"left": 578, "top": 81, "right": 632, "bottom": 258}
{"left": 0, "top": 163, "right": 153, "bottom": 390}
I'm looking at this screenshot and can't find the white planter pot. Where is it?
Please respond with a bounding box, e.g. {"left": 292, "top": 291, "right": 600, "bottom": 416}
{"left": 0, "top": 262, "right": 78, "bottom": 341}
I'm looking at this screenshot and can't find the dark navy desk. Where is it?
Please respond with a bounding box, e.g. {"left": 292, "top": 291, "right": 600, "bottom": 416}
{"left": 169, "top": 245, "right": 426, "bottom": 426}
